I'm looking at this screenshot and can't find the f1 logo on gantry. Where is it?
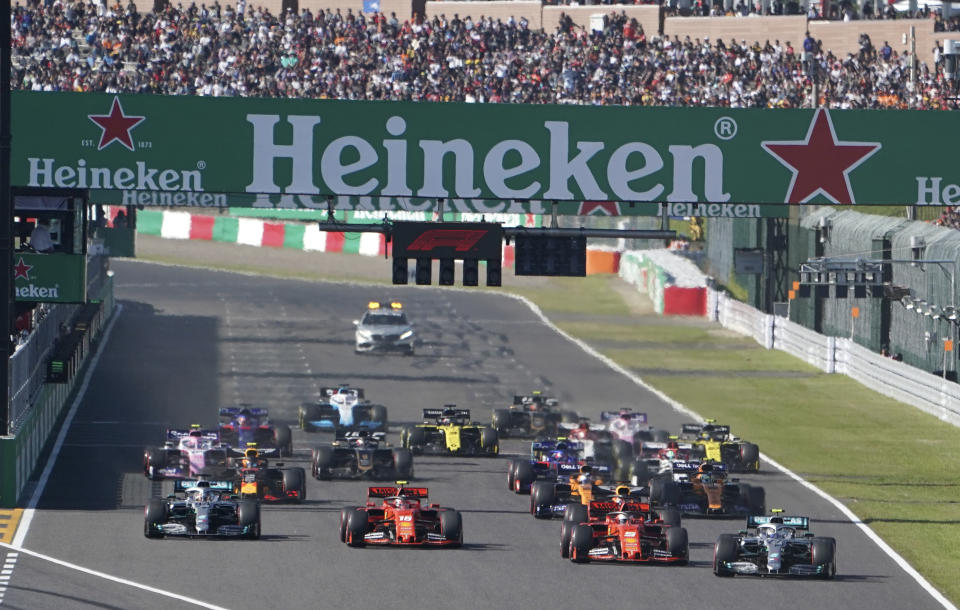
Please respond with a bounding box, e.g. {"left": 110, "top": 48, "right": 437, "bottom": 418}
{"left": 392, "top": 222, "right": 503, "bottom": 260}
{"left": 407, "top": 229, "right": 489, "bottom": 252}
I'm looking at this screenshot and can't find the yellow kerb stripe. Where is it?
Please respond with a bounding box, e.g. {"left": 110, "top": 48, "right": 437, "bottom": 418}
{"left": 0, "top": 510, "right": 24, "bottom": 544}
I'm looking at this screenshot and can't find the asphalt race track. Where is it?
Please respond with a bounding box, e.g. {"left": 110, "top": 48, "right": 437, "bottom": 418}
{"left": 4, "top": 261, "right": 946, "bottom": 610}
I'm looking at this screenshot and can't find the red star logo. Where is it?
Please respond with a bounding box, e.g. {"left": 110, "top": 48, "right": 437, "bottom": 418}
{"left": 88, "top": 97, "right": 145, "bottom": 151}
{"left": 13, "top": 257, "right": 32, "bottom": 280}
{"left": 579, "top": 201, "right": 621, "bottom": 216}
{"left": 762, "top": 108, "right": 880, "bottom": 204}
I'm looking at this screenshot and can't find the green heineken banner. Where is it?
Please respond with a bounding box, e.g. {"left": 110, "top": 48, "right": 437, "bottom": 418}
{"left": 10, "top": 92, "right": 948, "bottom": 214}
{"left": 13, "top": 253, "right": 87, "bottom": 303}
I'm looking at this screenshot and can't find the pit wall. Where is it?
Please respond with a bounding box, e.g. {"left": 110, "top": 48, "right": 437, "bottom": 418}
{"left": 0, "top": 278, "right": 115, "bottom": 508}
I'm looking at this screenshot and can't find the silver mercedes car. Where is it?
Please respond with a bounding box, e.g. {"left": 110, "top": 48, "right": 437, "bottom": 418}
{"left": 354, "top": 301, "right": 416, "bottom": 355}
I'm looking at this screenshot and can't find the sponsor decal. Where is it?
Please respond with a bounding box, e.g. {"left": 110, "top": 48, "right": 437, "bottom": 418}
{"left": 406, "top": 229, "right": 490, "bottom": 253}
{"left": 87, "top": 96, "right": 144, "bottom": 151}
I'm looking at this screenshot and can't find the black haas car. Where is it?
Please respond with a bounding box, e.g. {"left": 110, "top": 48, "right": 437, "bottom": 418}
{"left": 492, "top": 392, "right": 579, "bottom": 439}
{"left": 312, "top": 430, "right": 414, "bottom": 480}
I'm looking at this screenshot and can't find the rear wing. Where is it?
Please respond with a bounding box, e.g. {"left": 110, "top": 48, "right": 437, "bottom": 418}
{"left": 367, "top": 486, "right": 429, "bottom": 499}
{"left": 532, "top": 439, "right": 583, "bottom": 452}
{"left": 423, "top": 407, "right": 470, "bottom": 421}
{"left": 589, "top": 499, "right": 650, "bottom": 516}
{"left": 558, "top": 423, "right": 606, "bottom": 432}
{"left": 166, "top": 429, "right": 219, "bottom": 442}
{"left": 219, "top": 407, "right": 268, "bottom": 418}
{"left": 320, "top": 386, "right": 366, "bottom": 399}
{"left": 682, "top": 422, "right": 730, "bottom": 436}
{"left": 670, "top": 460, "right": 726, "bottom": 473}
{"left": 173, "top": 479, "right": 234, "bottom": 493}
{"left": 641, "top": 441, "right": 695, "bottom": 451}
{"left": 600, "top": 411, "right": 648, "bottom": 424}
{"left": 513, "top": 394, "right": 559, "bottom": 406}
{"left": 747, "top": 515, "right": 809, "bottom": 530}
{"left": 336, "top": 430, "right": 387, "bottom": 442}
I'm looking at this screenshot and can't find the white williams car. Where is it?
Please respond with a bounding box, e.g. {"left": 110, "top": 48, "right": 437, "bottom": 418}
{"left": 354, "top": 301, "right": 416, "bottom": 355}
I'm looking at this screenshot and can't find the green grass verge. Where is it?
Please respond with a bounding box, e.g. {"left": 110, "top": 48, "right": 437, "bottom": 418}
{"left": 134, "top": 245, "right": 959, "bottom": 603}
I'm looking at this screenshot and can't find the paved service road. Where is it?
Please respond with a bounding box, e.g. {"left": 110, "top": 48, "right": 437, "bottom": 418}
{"left": 6, "top": 261, "right": 946, "bottom": 610}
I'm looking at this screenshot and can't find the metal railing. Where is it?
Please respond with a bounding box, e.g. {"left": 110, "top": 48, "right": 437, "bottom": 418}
{"left": 7, "top": 303, "right": 77, "bottom": 433}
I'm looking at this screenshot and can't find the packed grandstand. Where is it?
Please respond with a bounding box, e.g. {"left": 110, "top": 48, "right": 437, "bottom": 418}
{"left": 10, "top": 1, "right": 956, "bottom": 108}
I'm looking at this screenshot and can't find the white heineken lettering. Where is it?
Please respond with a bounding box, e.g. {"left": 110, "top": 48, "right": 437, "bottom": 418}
{"left": 30, "top": 158, "right": 202, "bottom": 192}
{"left": 121, "top": 191, "right": 226, "bottom": 207}
{"left": 246, "top": 114, "right": 321, "bottom": 194}
{"left": 607, "top": 142, "right": 664, "bottom": 201}
{"left": 663, "top": 202, "right": 761, "bottom": 218}
{"left": 16, "top": 284, "right": 59, "bottom": 299}
{"left": 483, "top": 140, "right": 540, "bottom": 199}
{"left": 244, "top": 114, "right": 731, "bottom": 204}
{"left": 383, "top": 117, "right": 412, "bottom": 197}
{"left": 914, "top": 176, "right": 960, "bottom": 205}
{"left": 320, "top": 135, "right": 378, "bottom": 195}
{"left": 543, "top": 121, "right": 605, "bottom": 200}
{"left": 667, "top": 144, "right": 730, "bottom": 202}
{"left": 419, "top": 139, "right": 481, "bottom": 198}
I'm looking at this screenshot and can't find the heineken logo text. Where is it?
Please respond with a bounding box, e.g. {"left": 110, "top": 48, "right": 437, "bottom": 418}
{"left": 16, "top": 284, "right": 58, "bottom": 299}
{"left": 245, "top": 115, "right": 730, "bottom": 202}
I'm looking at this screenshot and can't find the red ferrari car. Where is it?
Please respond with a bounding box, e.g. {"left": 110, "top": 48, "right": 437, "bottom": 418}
{"left": 339, "top": 483, "right": 463, "bottom": 548}
{"left": 560, "top": 495, "right": 688, "bottom": 564}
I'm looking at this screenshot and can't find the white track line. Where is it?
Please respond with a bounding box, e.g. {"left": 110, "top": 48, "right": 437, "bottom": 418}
{"left": 0, "top": 541, "right": 228, "bottom": 610}
{"left": 13, "top": 303, "right": 124, "bottom": 548}
{"left": 504, "top": 292, "right": 957, "bottom": 610}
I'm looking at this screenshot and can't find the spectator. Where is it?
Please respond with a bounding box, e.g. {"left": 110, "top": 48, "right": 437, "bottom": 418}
{"left": 29, "top": 220, "right": 53, "bottom": 253}
{"left": 6, "top": 3, "right": 956, "bottom": 109}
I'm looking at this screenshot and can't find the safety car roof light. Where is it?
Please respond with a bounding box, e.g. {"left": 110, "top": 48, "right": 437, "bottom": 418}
{"left": 391, "top": 302, "right": 403, "bottom": 309}
{"left": 368, "top": 301, "right": 381, "bottom": 309}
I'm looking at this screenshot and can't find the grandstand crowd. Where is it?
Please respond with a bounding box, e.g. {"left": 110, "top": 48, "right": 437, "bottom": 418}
{"left": 9, "top": 0, "right": 957, "bottom": 108}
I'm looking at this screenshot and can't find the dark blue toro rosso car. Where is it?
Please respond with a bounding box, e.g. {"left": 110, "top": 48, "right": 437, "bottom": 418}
{"left": 506, "top": 440, "right": 612, "bottom": 494}
{"left": 218, "top": 407, "right": 293, "bottom": 457}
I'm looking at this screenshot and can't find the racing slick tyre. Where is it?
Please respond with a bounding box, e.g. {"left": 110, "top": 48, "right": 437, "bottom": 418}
{"left": 739, "top": 442, "right": 760, "bottom": 471}
{"left": 299, "top": 404, "right": 322, "bottom": 430}
{"left": 238, "top": 500, "right": 261, "bottom": 540}
{"left": 346, "top": 509, "right": 369, "bottom": 547}
{"left": 439, "top": 510, "right": 463, "bottom": 547}
{"left": 563, "top": 503, "right": 588, "bottom": 525}
{"left": 392, "top": 448, "right": 414, "bottom": 479}
{"left": 312, "top": 446, "right": 334, "bottom": 480}
{"left": 530, "top": 481, "right": 556, "bottom": 518}
{"left": 629, "top": 459, "right": 651, "bottom": 486}
{"left": 144, "top": 448, "right": 165, "bottom": 480}
{"left": 402, "top": 426, "right": 426, "bottom": 453}
{"left": 492, "top": 409, "right": 510, "bottom": 436}
{"left": 811, "top": 537, "right": 837, "bottom": 579}
{"left": 657, "top": 508, "right": 681, "bottom": 528}
{"left": 569, "top": 524, "right": 594, "bottom": 563}
{"left": 561, "top": 411, "right": 579, "bottom": 424}
{"left": 748, "top": 485, "right": 765, "bottom": 514}
{"left": 480, "top": 427, "right": 499, "bottom": 454}
{"left": 339, "top": 507, "right": 356, "bottom": 542}
{"left": 274, "top": 425, "right": 293, "bottom": 457}
{"left": 513, "top": 461, "right": 535, "bottom": 494}
{"left": 713, "top": 534, "right": 739, "bottom": 576}
{"left": 506, "top": 459, "right": 519, "bottom": 491}
{"left": 282, "top": 468, "right": 306, "bottom": 503}
{"left": 651, "top": 429, "right": 671, "bottom": 443}
{"left": 666, "top": 526, "right": 689, "bottom": 564}
{"left": 144, "top": 498, "right": 167, "bottom": 539}
{"left": 649, "top": 478, "right": 680, "bottom": 507}
{"left": 369, "top": 404, "right": 388, "bottom": 427}
{"left": 560, "top": 521, "right": 574, "bottom": 558}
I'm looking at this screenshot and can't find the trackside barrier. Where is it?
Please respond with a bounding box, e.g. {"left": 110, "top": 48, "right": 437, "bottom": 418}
{"left": 621, "top": 248, "right": 959, "bottom": 424}
{"left": 0, "top": 277, "right": 115, "bottom": 507}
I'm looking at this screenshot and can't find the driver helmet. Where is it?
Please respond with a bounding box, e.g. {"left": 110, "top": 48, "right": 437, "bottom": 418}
{"left": 758, "top": 523, "right": 777, "bottom": 538}
{"left": 392, "top": 497, "right": 406, "bottom": 509}
{"left": 578, "top": 422, "right": 589, "bottom": 432}
{"left": 612, "top": 495, "right": 626, "bottom": 508}
{"left": 236, "top": 414, "right": 248, "bottom": 426}
{"left": 664, "top": 449, "right": 676, "bottom": 460}
{"left": 615, "top": 512, "right": 629, "bottom": 524}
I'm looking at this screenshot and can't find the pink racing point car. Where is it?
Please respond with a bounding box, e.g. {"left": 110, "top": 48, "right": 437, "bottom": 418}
{"left": 143, "top": 426, "right": 229, "bottom": 480}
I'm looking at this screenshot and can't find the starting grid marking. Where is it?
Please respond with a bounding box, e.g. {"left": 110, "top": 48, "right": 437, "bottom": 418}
{"left": 0, "top": 551, "right": 18, "bottom": 605}
{"left": 0, "top": 512, "right": 23, "bottom": 545}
